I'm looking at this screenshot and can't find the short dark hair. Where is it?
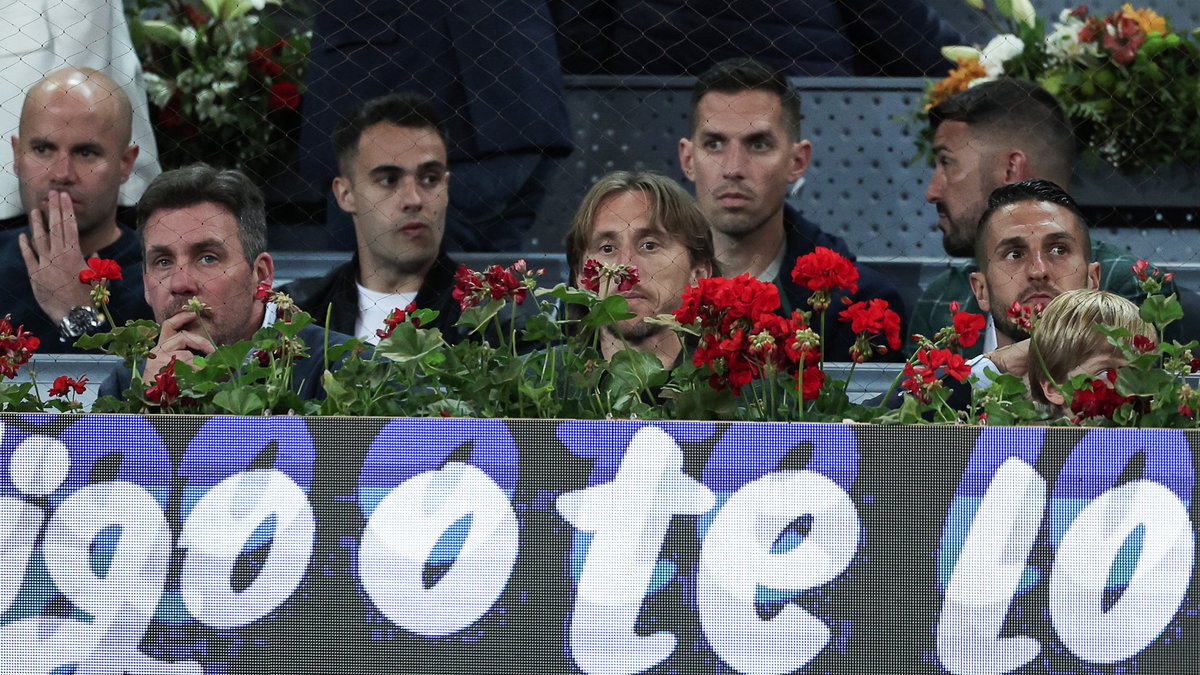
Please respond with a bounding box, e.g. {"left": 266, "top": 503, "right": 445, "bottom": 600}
{"left": 929, "top": 78, "right": 1076, "bottom": 186}
{"left": 975, "top": 179, "right": 1092, "bottom": 269}
{"left": 332, "top": 92, "right": 447, "bottom": 176}
{"left": 566, "top": 171, "right": 717, "bottom": 284}
{"left": 690, "top": 58, "right": 801, "bottom": 139}
{"left": 137, "top": 164, "right": 267, "bottom": 264}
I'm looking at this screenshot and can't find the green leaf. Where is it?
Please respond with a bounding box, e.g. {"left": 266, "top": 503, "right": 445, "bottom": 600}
{"left": 539, "top": 283, "right": 598, "bottom": 307}
{"left": 139, "top": 20, "right": 183, "bottom": 46}
{"left": 457, "top": 299, "right": 507, "bottom": 335}
{"left": 213, "top": 387, "right": 266, "bottom": 415}
{"left": 1140, "top": 293, "right": 1184, "bottom": 326}
{"left": 604, "top": 349, "right": 668, "bottom": 396}
{"left": 581, "top": 295, "right": 635, "bottom": 329}
{"left": 376, "top": 323, "right": 446, "bottom": 364}
{"left": 522, "top": 313, "right": 563, "bottom": 344}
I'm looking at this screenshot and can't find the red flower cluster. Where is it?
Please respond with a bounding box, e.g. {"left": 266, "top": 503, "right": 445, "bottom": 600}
{"left": 676, "top": 275, "right": 822, "bottom": 398}
{"left": 1070, "top": 369, "right": 1135, "bottom": 421}
{"left": 579, "top": 258, "right": 639, "bottom": 294}
{"left": 838, "top": 298, "right": 902, "bottom": 363}
{"left": 453, "top": 260, "right": 540, "bottom": 311}
{"left": 249, "top": 44, "right": 286, "bottom": 78}
{"left": 791, "top": 247, "right": 859, "bottom": 312}
{"left": 901, "top": 348, "right": 970, "bottom": 404}
{"left": 0, "top": 315, "right": 39, "bottom": 379}
{"left": 49, "top": 375, "right": 87, "bottom": 397}
{"left": 1006, "top": 301, "right": 1043, "bottom": 333}
{"left": 377, "top": 301, "right": 421, "bottom": 340}
{"left": 145, "top": 358, "right": 181, "bottom": 406}
{"left": 950, "top": 301, "right": 987, "bottom": 349}
{"left": 1132, "top": 334, "right": 1157, "bottom": 353}
{"left": 79, "top": 258, "right": 122, "bottom": 285}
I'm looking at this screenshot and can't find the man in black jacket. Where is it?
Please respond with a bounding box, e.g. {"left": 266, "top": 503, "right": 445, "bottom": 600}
{"left": 284, "top": 93, "right": 463, "bottom": 345}
{"left": 678, "top": 58, "right": 907, "bottom": 361}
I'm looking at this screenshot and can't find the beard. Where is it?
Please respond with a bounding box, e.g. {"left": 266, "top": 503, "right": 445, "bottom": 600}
{"left": 991, "top": 307, "right": 1030, "bottom": 344}
{"left": 606, "top": 317, "right": 666, "bottom": 346}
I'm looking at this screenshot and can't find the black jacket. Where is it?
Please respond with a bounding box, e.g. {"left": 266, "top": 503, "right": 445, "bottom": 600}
{"left": 779, "top": 205, "right": 909, "bottom": 362}
{"left": 281, "top": 251, "right": 466, "bottom": 345}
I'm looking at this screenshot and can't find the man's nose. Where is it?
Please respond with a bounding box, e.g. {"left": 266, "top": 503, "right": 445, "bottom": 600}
{"left": 1026, "top": 251, "right": 1051, "bottom": 279}
{"left": 925, "top": 170, "right": 943, "bottom": 204}
{"left": 167, "top": 264, "right": 199, "bottom": 295}
{"left": 400, "top": 175, "right": 424, "bottom": 211}
{"left": 50, "top": 153, "right": 77, "bottom": 183}
{"left": 721, "top": 144, "right": 747, "bottom": 180}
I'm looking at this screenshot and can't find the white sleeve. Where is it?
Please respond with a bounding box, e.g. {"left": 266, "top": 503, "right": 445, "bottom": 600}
{"left": 966, "top": 353, "right": 1001, "bottom": 389}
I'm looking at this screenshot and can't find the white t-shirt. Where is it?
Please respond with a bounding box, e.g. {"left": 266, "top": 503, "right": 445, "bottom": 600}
{"left": 355, "top": 285, "right": 417, "bottom": 344}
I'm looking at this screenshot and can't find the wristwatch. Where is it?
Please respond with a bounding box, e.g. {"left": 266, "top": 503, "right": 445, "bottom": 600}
{"left": 59, "top": 305, "right": 104, "bottom": 340}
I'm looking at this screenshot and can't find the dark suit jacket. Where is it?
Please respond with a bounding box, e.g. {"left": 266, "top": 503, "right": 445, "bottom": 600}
{"left": 281, "top": 250, "right": 466, "bottom": 345}
{"left": 0, "top": 221, "right": 151, "bottom": 353}
{"left": 778, "top": 204, "right": 909, "bottom": 362}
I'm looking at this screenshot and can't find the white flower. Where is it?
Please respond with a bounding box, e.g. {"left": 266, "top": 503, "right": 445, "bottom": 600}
{"left": 141, "top": 73, "right": 174, "bottom": 108}
{"left": 979, "top": 34, "right": 1024, "bottom": 77}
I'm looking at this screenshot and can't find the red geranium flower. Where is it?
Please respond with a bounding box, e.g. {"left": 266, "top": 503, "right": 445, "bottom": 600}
{"left": 791, "top": 247, "right": 859, "bottom": 295}
{"left": 901, "top": 347, "right": 969, "bottom": 404}
{"left": 1070, "top": 369, "right": 1134, "bottom": 421}
{"left": 255, "top": 282, "right": 273, "bottom": 304}
{"left": 49, "top": 375, "right": 88, "bottom": 397}
{"left": 145, "top": 358, "right": 181, "bottom": 406}
{"left": 950, "top": 301, "right": 987, "bottom": 349}
{"left": 377, "top": 301, "right": 421, "bottom": 340}
{"left": 0, "top": 315, "right": 39, "bottom": 379}
{"left": 1132, "top": 334, "right": 1157, "bottom": 353}
{"left": 79, "top": 258, "right": 123, "bottom": 285}
{"left": 838, "top": 298, "right": 901, "bottom": 362}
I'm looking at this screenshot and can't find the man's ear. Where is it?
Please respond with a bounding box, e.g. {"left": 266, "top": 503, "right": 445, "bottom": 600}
{"left": 969, "top": 270, "right": 991, "bottom": 313}
{"left": 10, "top": 136, "right": 19, "bottom": 180}
{"left": 679, "top": 137, "right": 695, "bottom": 181}
{"left": 254, "top": 252, "right": 275, "bottom": 289}
{"left": 690, "top": 259, "right": 713, "bottom": 285}
{"left": 120, "top": 144, "right": 139, "bottom": 184}
{"left": 789, "top": 139, "right": 812, "bottom": 182}
{"left": 1002, "top": 149, "right": 1030, "bottom": 185}
{"left": 331, "top": 176, "right": 356, "bottom": 214}
{"left": 1086, "top": 261, "right": 1101, "bottom": 289}
{"left": 1042, "top": 379, "right": 1065, "bottom": 407}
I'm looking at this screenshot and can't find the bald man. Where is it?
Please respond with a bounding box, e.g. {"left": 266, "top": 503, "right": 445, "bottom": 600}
{"left": 1, "top": 67, "right": 152, "bottom": 351}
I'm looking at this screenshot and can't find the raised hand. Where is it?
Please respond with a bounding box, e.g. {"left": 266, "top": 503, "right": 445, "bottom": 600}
{"left": 18, "top": 190, "right": 93, "bottom": 323}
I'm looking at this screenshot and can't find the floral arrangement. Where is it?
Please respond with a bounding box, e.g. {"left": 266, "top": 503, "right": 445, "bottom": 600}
{"left": 916, "top": 0, "right": 1200, "bottom": 170}
{"left": 126, "top": 0, "right": 311, "bottom": 181}
{"left": 3, "top": 249, "right": 1198, "bottom": 427}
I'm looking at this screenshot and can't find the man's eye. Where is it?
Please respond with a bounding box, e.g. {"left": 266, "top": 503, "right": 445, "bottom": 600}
{"left": 199, "top": 254, "right": 219, "bottom": 265}
{"left": 598, "top": 244, "right": 615, "bottom": 255}
{"left": 1003, "top": 250, "right": 1022, "bottom": 261}
{"left": 750, "top": 140, "right": 770, "bottom": 152}
{"left": 641, "top": 241, "right": 660, "bottom": 252}
{"left": 1050, "top": 245, "right": 1070, "bottom": 256}
{"left": 153, "top": 258, "right": 171, "bottom": 268}
{"left": 419, "top": 172, "right": 444, "bottom": 187}
{"left": 704, "top": 139, "right": 722, "bottom": 151}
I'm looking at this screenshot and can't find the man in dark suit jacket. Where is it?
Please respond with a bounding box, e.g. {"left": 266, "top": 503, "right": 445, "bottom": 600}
{"left": 130, "top": 165, "right": 348, "bottom": 400}
{"left": 300, "top": 0, "right": 572, "bottom": 252}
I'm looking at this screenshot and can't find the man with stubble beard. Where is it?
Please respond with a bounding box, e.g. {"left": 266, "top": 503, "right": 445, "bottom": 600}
{"left": 678, "top": 58, "right": 907, "bottom": 362}
{"left": 284, "top": 92, "right": 465, "bottom": 344}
